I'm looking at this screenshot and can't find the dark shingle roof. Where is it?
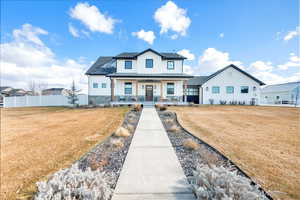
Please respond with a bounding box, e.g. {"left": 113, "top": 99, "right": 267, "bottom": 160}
{"left": 107, "top": 73, "right": 193, "bottom": 78}
{"left": 187, "top": 76, "right": 209, "bottom": 85}
{"left": 113, "top": 48, "right": 186, "bottom": 60}
{"left": 85, "top": 56, "right": 116, "bottom": 75}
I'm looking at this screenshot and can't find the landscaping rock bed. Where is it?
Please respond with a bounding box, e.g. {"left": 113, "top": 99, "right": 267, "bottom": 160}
{"left": 158, "top": 110, "right": 272, "bottom": 200}
{"left": 35, "top": 108, "right": 141, "bottom": 200}
{"left": 78, "top": 109, "right": 141, "bottom": 190}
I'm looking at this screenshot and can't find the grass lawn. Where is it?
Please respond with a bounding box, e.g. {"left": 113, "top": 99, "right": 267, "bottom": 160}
{"left": 0, "top": 106, "right": 129, "bottom": 200}
{"left": 171, "top": 106, "right": 300, "bottom": 200}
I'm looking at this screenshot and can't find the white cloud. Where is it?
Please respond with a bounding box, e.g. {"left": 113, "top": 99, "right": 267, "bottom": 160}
{"left": 132, "top": 29, "right": 155, "bottom": 45}
{"left": 13, "top": 23, "right": 48, "bottom": 46}
{"left": 154, "top": 1, "right": 191, "bottom": 37}
{"left": 1, "top": 24, "right": 88, "bottom": 93}
{"left": 219, "top": 33, "right": 224, "bottom": 38}
{"left": 170, "top": 34, "right": 178, "bottom": 40}
{"left": 284, "top": 26, "right": 300, "bottom": 41}
{"left": 253, "top": 71, "right": 300, "bottom": 85}
{"left": 250, "top": 61, "right": 273, "bottom": 71}
{"left": 183, "top": 64, "right": 194, "bottom": 75}
{"left": 68, "top": 23, "right": 80, "bottom": 37}
{"left": 197, "top": 48, "right": 243, "bottom": 74}
{"left": 177, "top": 49, "right": 195, "bottom": 60}
{"left": 70, "top": 2, "right": 116, "bottom": 34}
{"left": 278, "top": 55, "right": 300, "bottom": 70}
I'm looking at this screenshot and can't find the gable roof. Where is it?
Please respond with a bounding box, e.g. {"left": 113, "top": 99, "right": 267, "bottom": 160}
{"left": 85, "top": 56, "right": 116, "bottom": 75}
{"left": 261, "top": 81, "right": 300, "bottom": 93}
{"left": 113, "top": 48, "right": 186, "bottom": 60}
{"left": 206, "top": 64, "right": 265, "bottom": 86}
{"left": 187, "top": 76, "right": 209, "bottom": 85}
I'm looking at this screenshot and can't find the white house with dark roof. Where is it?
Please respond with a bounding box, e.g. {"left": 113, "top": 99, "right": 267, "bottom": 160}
{"left": 187, "top": 64, "right": 265, "bottom": 105}
{"left": 86, "top": 49, "right": 265, "bottom": 105}
{"left": 85, "top": 48, "right": 193, "bottom": 105}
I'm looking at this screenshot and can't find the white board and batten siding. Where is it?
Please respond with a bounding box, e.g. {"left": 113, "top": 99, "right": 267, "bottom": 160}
{"left": 201, "top": 67, "right": 261, "bottom": 104}
{"left": 88, "top": 75, "right": 111, "bottom": 96}
{"left": 116, "top": 51, "right": 183, "bottom": 74}
{"left": 4, "top": 94, "right": 88, "bottom": 108}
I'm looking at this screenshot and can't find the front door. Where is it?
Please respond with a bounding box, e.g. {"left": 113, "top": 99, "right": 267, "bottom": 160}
{"left": 145, "top": 85, "right": 153, "bottom": 101}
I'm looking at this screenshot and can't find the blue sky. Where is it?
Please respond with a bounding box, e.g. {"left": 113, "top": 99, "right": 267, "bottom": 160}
{"left": 1, "top": 0, "right": 299, "bottom": 92}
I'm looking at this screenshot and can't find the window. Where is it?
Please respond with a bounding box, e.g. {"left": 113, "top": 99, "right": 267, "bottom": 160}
{"left": 145, "top": 59, "right": 153, "bottom": 68}
{"left": 124, "top": 82, "right": 132, "bottom": 95}
{"left": 187, "top": 87, "right": 199, "bottom": 95}
{"left": 167, "top": 61, "right": 174, "bottom": 70}
{"left": 276, "top": 96, "right": 280, "bottom": 100}
{"left": 93, "top": 83, "right": 98, "bottom": 88}
{"left": 226, "top": 86, "right": 234, "bottom": 94}
{"left": 212, "top": 86, "right": 220, "bottom": 94}
{"left": 102, "top": 83, "right": 107, "bottom": 88}
{"left": 241, "top": 86, "right": 249, "bottom": 93}
{"left": 253, "top": 86, "right": 257, "bottom": 91}
{"left": 125, "top": 60, "right": 132, "bottom": 69}
{"left": 167, "top": 83, "right": 174, "bottom": 95}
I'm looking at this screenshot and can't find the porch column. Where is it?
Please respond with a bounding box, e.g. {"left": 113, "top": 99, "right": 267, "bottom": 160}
{"left": 183, "top": 80, "right": 187, "bottom": 102}
{"left": 160, "top": 81, "right": 164, "bottom": 100}
{"left": 111, "top": 78, "right": 115, "bottom": 101}
{"left": 136, "top": 80, "right": 138, "bottom": 101}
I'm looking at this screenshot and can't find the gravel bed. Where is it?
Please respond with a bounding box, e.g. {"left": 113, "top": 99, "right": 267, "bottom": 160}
{"left": 77, "top": 109, "right": 141, "bottom": 190}
{"left": 157, "top": 110, "right": 272, "bottom": 199}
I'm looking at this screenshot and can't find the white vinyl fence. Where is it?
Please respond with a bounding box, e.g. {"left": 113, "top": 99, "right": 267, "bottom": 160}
{"left": 4, "top": 94, "right": 88, "bottom": 108}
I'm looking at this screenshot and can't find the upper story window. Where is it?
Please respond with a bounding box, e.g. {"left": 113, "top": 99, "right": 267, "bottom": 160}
{"left": 226, "top": 86, "right": 234, "bottom": 94}
{"left": 241, "top": 86, "right": 249, "bottom": 93}
{"left": 212, "top": 86, "right": 220, "bottom": 94}
{"left": 167, "top": 83, "right": 175, "bottom": 95}
{"left": 145, "top": 59, "right": 153, "bottom": 68}
{"left": 125, "top": 60, "right": 132, "bottom": 69}
{"left": 102, "top": 83, "right": 107, "bottom": 88}
{"left": 93, "top": 83, "right": 98, "bottom": 88}
{"left": 167, "top": 61, "right": 174, "bottom": 70}
{"left": 124, "top": 82, "right": 132, "bottom": 95}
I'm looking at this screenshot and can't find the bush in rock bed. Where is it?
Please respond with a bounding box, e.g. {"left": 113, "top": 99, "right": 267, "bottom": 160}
{"left": 189, "top": 164, "right": 268, "bottom": 200}
{"left": 35, "top": 164, "right": 111, "bottom": 200}
{"left": 156, "top": 104, "right": 167, "bottom": 111}
{"left": 114, "top": 127, "right": 131, "bottom": 137}
{"left": 183, "top": 138, "right": 200, "bottom": 150}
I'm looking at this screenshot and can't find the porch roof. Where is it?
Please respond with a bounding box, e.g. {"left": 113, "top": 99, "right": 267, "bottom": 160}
{"left": 106, "top": 73, "right": 193, "bottom": 79}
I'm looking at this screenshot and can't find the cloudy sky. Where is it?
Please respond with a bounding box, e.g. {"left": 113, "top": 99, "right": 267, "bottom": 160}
{"left": 1, "top": 0, "right": 299, "bottom": 93}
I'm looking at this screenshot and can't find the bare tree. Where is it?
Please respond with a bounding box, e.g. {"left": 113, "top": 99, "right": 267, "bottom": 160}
{"left": 28, "top": 80, "right": 37, "bottom": 95}
{"left": 37, "top": 82, "right": 48, "bottom": 95}
{"left": 67, "top": 80, "right": 81, "bottom": 107}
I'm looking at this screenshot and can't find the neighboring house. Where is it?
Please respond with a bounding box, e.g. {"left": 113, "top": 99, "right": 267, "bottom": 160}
{"left": 260, "top": 81, "right": 300, "bottom": 105}
{"left": 42, "top": 88, "right": 70, "bottom": 96}
{"left": 187, "top": 65, "right": 265, "bottom": 105}
{"left": 86, "top": 48, "right": 193, "bottom": 104}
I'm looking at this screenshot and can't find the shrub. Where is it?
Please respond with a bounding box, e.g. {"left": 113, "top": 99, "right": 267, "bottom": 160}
{"left": 125, "top": 123, "right": 135, "bottom": 133}
{"left": 35, "top": 164, "right": 112, "bottom": 200}
{"left": 229, "top": 101, "right": 237, "bottom": 105}
{"left": 183, "top": 139, "right": 199, "bottom": 150}
{"left": 114, "top": 127, "right": 131, "bottom": 137}
{"left": 168, "top": 124, "right": 181, "bottom": 133}
{"left": 238, "top": 101, "right": 246, "bottom": 105}
{"left": 110, "top": 138, "right": 124, "bottom": 148}
{"left": 189, "top": 164, "right": 268, "bottom": 200}
{"left": 220, "top": 100, "right": 227, "bottom": 105}
{"left": 156, "top": 104, "right": 167, "bottom": 111}
{"left": 164, "top": 118, "right": 174, "bottom": 124}
{"left": 132, "top": 104, "right": 142, "bottom": 112}
{"left": 209, "top": 99, "right": 214, "bottom": 105}
{"left": 89, "top": 157, "right": 108, "bottom": 171}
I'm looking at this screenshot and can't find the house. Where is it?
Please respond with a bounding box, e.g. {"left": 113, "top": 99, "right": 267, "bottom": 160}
{"left": 260, "top": 81, "right": 300, "bottom": 105}
{"left": 42, "top": 88, "right": 70, "bottom": 96}
{"left": 187, "top": 64, "right": 265, "bottom": 105}
{"left": 86, "top": 48, "right": 193, "bottom": 105}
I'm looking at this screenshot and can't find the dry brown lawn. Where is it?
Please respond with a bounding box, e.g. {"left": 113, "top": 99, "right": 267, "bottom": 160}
{"left": 171, "top": 106, "right": 300, "bottom": 200}
{"left": 0, "top": 106, "right": 129, "bottom": 200}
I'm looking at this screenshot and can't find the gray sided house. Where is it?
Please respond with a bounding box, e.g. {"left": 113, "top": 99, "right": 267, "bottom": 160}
{"left": 261, "top": 81, "right": 300, "bottom": 105}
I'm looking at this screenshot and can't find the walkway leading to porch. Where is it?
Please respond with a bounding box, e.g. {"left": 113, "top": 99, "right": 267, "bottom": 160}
{"left": 112, "top": 107, "right": 195, "bottom": 200}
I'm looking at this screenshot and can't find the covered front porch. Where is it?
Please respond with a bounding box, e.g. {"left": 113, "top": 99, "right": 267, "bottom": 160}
{"left": 109, "top": 77, "right": 189, "bottom": 105}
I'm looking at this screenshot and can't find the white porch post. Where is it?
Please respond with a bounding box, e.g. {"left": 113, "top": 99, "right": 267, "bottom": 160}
{"left": 183, "top": 80, "right": 187, "bottom": 102}
{"left": 111, "top": 78, "right": 115, "bottom": 101}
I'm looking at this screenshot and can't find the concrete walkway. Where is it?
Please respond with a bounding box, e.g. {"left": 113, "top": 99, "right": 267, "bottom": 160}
{"left": 112, "top": 107, "right": 195, "bottom": 200}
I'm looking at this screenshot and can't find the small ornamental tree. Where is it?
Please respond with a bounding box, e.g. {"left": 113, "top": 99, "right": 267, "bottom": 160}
{"left": 67, "top": 80, "right": 81, "bottom": 107}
